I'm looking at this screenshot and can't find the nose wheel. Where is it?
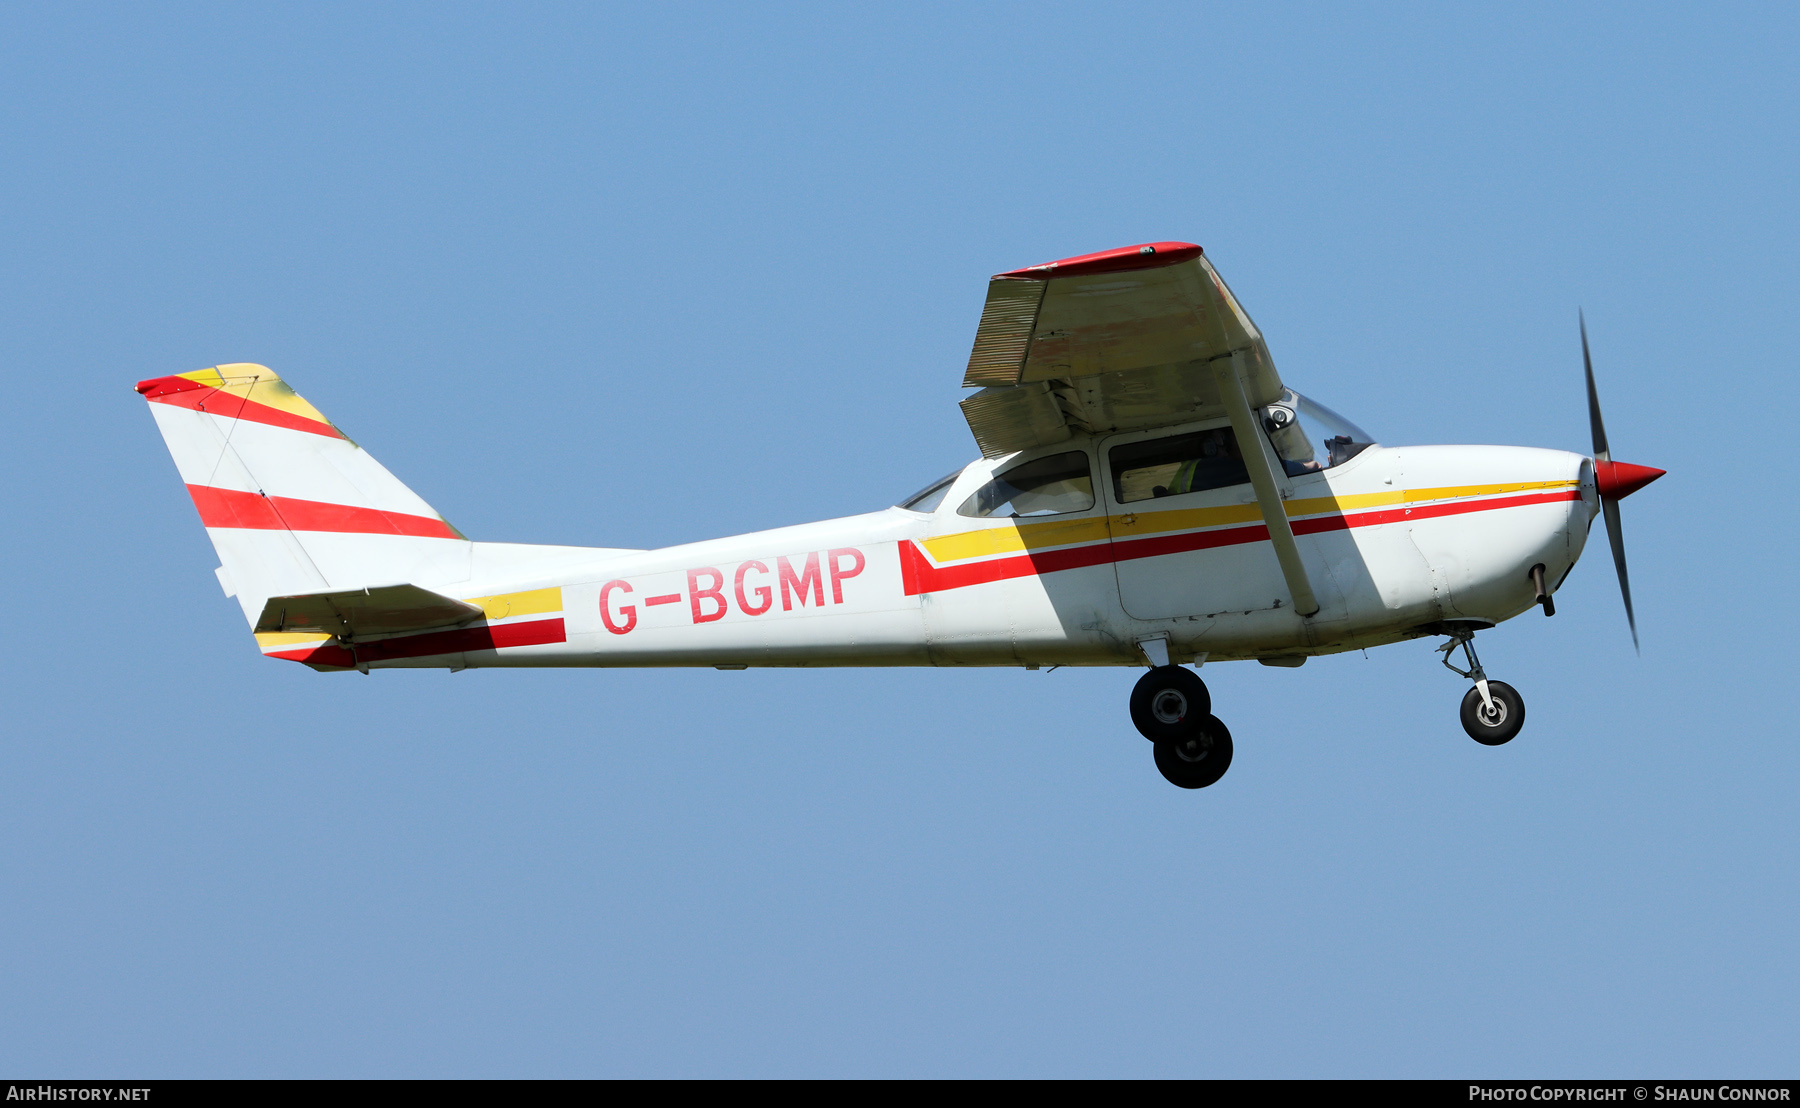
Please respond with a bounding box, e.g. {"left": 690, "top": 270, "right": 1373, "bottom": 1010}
{"left": 1438, "top": 627, "right": 1526, "bottom": 745}
{"left": 1460, "top": 681, "right": 1524, "bottom": 745}
{"left": 1131, "top": 666, "right": 1233, "bottom": 788}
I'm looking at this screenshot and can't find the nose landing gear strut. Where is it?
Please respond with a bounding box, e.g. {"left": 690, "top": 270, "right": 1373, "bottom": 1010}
{"left": 1437, "top": 625, "right": 1525, "bottom": 745}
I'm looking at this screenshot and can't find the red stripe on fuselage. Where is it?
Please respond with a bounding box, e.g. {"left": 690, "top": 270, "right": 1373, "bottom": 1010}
{"left": 265, "top": 617, "right": 566, "bottom": 668}
{"left": 901, "top": 489, "right": 1582, "bottom": 596}
{"left": 186, "top": 484, "right": 462, "bottom": 539}
{"left": 143, "top": 378, "right": 345, "bottom": 439}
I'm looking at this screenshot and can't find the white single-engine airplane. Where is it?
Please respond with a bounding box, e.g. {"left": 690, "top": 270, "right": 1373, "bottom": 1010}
{"left": 139, "top": 241, "right": 1663, "bottom": 789}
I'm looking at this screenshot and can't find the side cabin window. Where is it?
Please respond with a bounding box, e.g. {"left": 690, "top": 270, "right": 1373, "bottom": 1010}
{"left": 1110, "top": 427, "right": 1249, "bottom": 504}
{"left": 896, "top": 470, "right": 960, "bottom": 513}
{"left": 957, "top": 451, "right": 1095, "bottom": 518}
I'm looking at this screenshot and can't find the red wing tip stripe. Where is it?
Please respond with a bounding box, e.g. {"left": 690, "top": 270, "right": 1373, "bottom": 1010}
{"left": 187, "top": 484, "right": 463, "bottom": 540}
{"left": 997, "top": 241, "right": 1203, "bottom": 280}
{"left": 267, "top": 617, "right": 566, "bottom": 667}
{"left": 902, "top": 489, "right": 1582, "bottom": 596}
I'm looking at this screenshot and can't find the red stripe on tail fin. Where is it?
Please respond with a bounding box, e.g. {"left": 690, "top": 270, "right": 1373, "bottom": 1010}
{"left": 186, "top": 485, "right": 463, "bottom": 539}
{"left": 142, "top": 377, "right": 344, "bottom": 439}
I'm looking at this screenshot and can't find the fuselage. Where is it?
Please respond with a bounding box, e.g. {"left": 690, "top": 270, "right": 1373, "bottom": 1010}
{"left": 258, "top": 427, "right": 1596, "bottom": 673}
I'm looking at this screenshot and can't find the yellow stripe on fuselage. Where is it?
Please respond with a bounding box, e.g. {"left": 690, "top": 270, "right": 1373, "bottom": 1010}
{"left": 1281, "top": 479, "right": 1577, "bottom": 519}
{"left": 254, "top": 631, "right": 334, "bottom": 649}
{"left": 1398, "top": 479, "right": 1576, "bottom": 504}
{"left": 461, "top": 586, "right": 563, "bottom": 621}
{"left": 920, "top": 480, "right": 1578, "bottom": 564}
{"left": 922, "top": 515, "right": 1115, "bottom": 562}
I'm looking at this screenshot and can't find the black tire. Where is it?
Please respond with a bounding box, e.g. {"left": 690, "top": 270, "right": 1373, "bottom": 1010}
{"left": 1129, "top": 665, "right": 1211, "bottom": 742}
{"left": 1460, "top": 681, "right": 1525, "bottom": 746}
{"left": 1153, "top": 715, "right": 1234, "bottom": 789}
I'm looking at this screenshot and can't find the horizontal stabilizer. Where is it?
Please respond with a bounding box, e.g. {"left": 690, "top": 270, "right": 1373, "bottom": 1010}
{"left": 254, "top": 583, "right": 482, "bottom": 639}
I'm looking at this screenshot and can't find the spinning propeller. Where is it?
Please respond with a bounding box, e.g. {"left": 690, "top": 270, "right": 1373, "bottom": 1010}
{"left": 1581, "top": 312, "right": 1665, "bottom": 651}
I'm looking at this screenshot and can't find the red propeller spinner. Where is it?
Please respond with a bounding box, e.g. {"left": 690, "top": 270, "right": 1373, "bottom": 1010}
{"left": 1594, "top": 460, "right": 1666, "bottom": 501}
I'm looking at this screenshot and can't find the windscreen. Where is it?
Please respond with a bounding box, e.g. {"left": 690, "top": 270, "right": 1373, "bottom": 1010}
{"left": 1261, "top": 390, "right": 1376, "bottom": 475}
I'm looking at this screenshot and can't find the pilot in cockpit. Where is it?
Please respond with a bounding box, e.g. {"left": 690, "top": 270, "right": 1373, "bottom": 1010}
{"left": 1157, "top": 427, "right": 1244, "bottom": 497}
{"left": 1264, "top": 404, "right": 1325, "bottom": 476}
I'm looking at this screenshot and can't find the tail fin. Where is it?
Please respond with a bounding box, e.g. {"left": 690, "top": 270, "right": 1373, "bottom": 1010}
{"left": 137, "top": 364, "right": 471, "bottom": 627}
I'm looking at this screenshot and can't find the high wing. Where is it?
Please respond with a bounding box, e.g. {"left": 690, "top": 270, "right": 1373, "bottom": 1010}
{"left": 958, "top": 242, "right": 1285, "bottom": 459}
{"left": 957, "top": 241, "right": 1320, "bottom": 617}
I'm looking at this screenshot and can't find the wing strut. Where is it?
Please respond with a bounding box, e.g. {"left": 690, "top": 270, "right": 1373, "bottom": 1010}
{"left": 1213, "top": 351, "right": 1320, "bottom": 617}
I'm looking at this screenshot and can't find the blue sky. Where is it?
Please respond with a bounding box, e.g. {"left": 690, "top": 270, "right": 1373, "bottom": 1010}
{"left": 1, "top": 2, "right": 1795, "bottom": 1077}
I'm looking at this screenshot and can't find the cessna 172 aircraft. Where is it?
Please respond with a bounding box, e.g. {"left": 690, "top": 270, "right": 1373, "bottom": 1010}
{"left": 137, "top": 241, "right": 1663, "bottom": 789}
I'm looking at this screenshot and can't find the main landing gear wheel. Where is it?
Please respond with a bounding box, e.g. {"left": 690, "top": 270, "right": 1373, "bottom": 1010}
{"left": 1129, "top": 665, "right": 1211, "bottom": 742}
{"left": 1154, "top": 715, "right": 1234, "bottom": 789}
{"left": 1460, "top": 681, "right": 1525, "bottom": 745}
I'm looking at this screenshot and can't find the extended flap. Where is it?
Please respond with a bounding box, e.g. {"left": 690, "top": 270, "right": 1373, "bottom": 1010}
{"left": 254, "top": 583, "right": 483, "bottom": 639}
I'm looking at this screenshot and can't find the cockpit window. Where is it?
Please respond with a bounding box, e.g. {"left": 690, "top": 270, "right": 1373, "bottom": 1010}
{"left": 957, "top": 451, "right": 1095, "bottom": 518}
{"left": 897, "top": 470, "right": 960, "bottom": 513}
{"left": 1260, "top": 390, "right": 1376, "bottom": 475}
{"left": 1110, "top": 428, "right": 1250, "bottom": 503}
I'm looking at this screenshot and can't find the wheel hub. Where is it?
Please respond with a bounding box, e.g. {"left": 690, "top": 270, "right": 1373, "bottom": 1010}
{"left": 1151, "top": 689, "right": 1188, "bottom": 725}
{"left": 1172, "top": 733, "right": 1212, "bottom": 763}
